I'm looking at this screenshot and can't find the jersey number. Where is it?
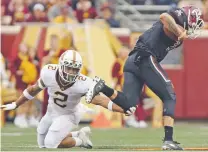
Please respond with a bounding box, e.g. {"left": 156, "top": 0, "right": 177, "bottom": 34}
{"left": 53, "top": 91, "right": 68, "bottom": 108}
{"left": 48, "top": 65, "right": 57, "bottom": 70}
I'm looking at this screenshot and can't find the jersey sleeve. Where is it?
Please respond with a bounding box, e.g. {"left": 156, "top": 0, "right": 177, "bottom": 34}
{"left": 37, "top": 65, "right": 48, "bottom": 89}
{"left": 79, "top": 74, "right": 93, "bottom": 95}
{"left": 37, "top": 64, "right": 55, "bottom": 89}
{"left": 167, "top": 8, "right": 188, "bottom": 30}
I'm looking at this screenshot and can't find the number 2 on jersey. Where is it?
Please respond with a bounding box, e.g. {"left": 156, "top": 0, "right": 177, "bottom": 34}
{"left": 48, "top": 65, "right": 57, "bottom": 70}
{"left": 54, "top": 91, "right": 68, "bottom": 108}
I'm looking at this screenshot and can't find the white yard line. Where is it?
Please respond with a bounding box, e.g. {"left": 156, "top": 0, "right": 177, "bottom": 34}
{"left": 1, "top": 133, "right": 23, "bottom": 136}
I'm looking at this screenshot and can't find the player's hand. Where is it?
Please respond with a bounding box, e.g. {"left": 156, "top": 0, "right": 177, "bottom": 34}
{"left": 0, "top": 102, "right": 17, "bottom": 110}
{"left": 178, "top": 30, "right": 188, "bottom": 41}
{"left": 125, "top": 107, "right": 136, "bottom": 116}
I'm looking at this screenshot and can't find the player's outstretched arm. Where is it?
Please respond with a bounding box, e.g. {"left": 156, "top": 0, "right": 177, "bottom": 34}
{"left": 160, "top": 13, "right": 187, "bottom": 40}
{"left": 90, "top": 94, "right": 135, "bottom": 116}
{"left": 0, "top": 81, "right": 43, "bottom": 110}
{"left": 85, "top": 77, "right": 136, "bottom": 115}
{"left": 91, "top": 94, "right": 124, "bottom": 113}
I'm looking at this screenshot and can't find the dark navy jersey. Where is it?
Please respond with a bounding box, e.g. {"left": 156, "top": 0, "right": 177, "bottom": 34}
{"left": 133, "top": 8, "right": 188, "bottom": 62}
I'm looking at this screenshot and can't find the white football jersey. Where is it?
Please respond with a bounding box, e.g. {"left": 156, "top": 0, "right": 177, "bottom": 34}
{"left": 38, "top": 64, "right": 93, "bottom": 115}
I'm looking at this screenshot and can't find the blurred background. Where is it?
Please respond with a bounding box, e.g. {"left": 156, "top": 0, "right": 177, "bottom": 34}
{"left": 1, "top": 0, "right": 208, "bottom": 131}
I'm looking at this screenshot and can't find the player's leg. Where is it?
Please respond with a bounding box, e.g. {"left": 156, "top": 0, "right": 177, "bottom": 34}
{"left": 123, "top": 76, "right": 144, "bottom": 128}
{"left": 140, "top": 56, "right": 182, "bottom": 150}
{"left": 62, "top": 113, "right": 92, "bottom": 148}
{"left": 44, "top": 115, "right": 92, "bottom": 149}
{"left": 65, "top": 126, "right": 91, "bottom": 141}
{"left": 37, "top": 113, "right": 83, "bottom": 148}
{"left": 58, "top": 134, "right": 77, "bottom": 148}
{"left": 122, "top": 72, "right": 144, "bottom": 107}
{"left": 121, "top": 56, "right": 145, "bottom": 127}
{"left": 59, "top": 126, "right": 92, "bottom": 148}
{"left": 37, "top": 113, "right": 53, "bottom": 148}
{"left": 44, "top": 120, "right": 77, "bottom": 148}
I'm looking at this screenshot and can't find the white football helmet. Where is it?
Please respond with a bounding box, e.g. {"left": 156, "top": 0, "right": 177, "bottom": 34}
{"left": 58, "top": 50, "right": 82, "bottom": 83}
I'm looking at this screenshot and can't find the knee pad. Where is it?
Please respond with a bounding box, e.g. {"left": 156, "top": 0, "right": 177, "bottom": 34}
{"left": 163, "top": 93, "right": 176, "bottom": 118}
{"left": 112, "top": 91, "right": 134, "bottom": 112}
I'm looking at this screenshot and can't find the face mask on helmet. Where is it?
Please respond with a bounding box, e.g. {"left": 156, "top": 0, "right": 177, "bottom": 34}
{"left": 183, "top": 6, "right": 204, "bottom": 39}
{"left": 58, "top": 52, "right": 82, "bottom": 84}
{"left": 60, "top": 65, "right": 79, "bottom": 83}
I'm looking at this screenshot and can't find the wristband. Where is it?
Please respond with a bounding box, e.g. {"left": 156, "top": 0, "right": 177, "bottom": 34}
{"left": 107, "top": 101, "right": 113, "bottom": 111}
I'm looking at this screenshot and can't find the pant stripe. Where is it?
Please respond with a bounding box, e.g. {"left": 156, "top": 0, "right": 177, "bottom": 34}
{"left": 150, "top": 56, "right": 170, "bottom": 83}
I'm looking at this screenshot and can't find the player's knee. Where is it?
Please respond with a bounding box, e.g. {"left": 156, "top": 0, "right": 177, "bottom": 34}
{"left": 44, "top": 135, "right": 58, "bottom": 148}
{"left": 163, "top": 93, "right": 176, "bottom": 118}
{"left": 170, "top": 92, "right": 176, "bottom": 101}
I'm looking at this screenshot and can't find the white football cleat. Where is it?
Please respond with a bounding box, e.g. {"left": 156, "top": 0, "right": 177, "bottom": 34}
{"left": 85, "top": 76, "right": 105, "bottom": 103}
{"left": 80, "top": 126, "right": 91, "bottom": 136}
{"left": 78, "top": 129, "right": 93, "bottom": 149}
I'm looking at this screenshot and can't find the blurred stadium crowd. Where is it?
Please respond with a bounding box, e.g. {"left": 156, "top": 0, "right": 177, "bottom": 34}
{"left": 1, "top": 0, "right": 208, "bottom": 26}
{"left": 1, "top": 0, "right": 208, "bottom": 129}
{"left": 1, "top": 0, "right": 121, "bottom": 27}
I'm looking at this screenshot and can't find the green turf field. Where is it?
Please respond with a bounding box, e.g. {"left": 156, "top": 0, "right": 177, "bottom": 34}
{"left": 1, "top": 122, "right": 208, "bottom": 151}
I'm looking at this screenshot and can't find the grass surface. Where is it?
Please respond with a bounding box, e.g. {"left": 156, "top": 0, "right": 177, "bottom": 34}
{"left": 1, "top": 122, "right": 208, "bottom": 151}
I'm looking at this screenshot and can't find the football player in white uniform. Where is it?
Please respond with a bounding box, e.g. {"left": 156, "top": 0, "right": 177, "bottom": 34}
{"left": 1, "top": 50, "right": 134, "bottom": 149}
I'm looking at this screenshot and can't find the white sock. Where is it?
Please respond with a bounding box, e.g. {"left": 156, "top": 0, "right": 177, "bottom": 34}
{"left": 72, "top": 137, "right": 82, "bottom": 147}
{"left": 71, "top": 131, "right": 79, "bottom": 137}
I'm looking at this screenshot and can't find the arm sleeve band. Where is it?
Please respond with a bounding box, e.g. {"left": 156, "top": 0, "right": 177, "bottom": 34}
{"left": 38, "top": 78, "right": 46, "bottom": 89}
{"left": 23, "top": 89, "right": 34, "bottom": 100}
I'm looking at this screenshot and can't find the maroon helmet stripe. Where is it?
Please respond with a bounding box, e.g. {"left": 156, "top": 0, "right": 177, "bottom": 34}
{"left": 72, "top": 50, "right": 76, "bottom": 64}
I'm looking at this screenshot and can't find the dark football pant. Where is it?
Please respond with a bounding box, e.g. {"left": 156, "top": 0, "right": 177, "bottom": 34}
{"left": 123, "top": 51, "right": 176, "bottom": 117}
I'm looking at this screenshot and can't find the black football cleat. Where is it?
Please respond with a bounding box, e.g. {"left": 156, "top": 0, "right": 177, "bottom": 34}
{"left": 162, "top": 140, "right": 183, "bottom": 150}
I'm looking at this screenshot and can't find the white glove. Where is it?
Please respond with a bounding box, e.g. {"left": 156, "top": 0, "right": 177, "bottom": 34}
{"left": 0, "top": 102, "right": 17, "bottom": 110}
{"left": 125, "top": 107, "right": 136, "bottom": 116}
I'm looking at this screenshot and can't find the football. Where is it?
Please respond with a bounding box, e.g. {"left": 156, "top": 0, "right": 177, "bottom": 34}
{"left": 163, "top": 24, "right": 185, "bottom": 41}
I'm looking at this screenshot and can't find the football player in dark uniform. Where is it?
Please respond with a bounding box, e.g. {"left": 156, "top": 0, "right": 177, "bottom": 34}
{"left": 85, "top": 6, "right": 204, "bottom": 150}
